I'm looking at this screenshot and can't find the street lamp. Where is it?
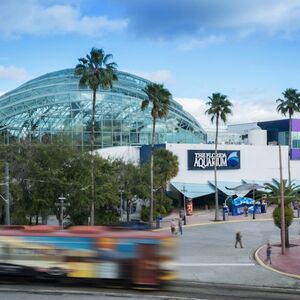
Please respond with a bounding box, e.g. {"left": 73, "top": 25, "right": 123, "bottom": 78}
{"left": 55, "top": 195, "right": 69, "bottom": 229}
{"left": 252, "top": 188, "right": 256, "bottom": 220}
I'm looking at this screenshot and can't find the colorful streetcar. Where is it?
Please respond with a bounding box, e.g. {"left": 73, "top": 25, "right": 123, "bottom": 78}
{"left": 0, "top": 225, "right": 176, "bottom": 287}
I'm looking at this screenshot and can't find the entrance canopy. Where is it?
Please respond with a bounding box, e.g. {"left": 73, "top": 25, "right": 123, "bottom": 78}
{"left": 171, "top": 182, "right": 214, "bottom": 199}
{"left": 171, "top": 180, "right": 271, "bottom": 199}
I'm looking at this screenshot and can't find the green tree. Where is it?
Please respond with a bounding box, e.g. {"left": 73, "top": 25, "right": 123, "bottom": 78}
{"left": 205, "top": 93, "right": 233, "bottom": 221}
{"left": 114, "top": 160, "right": 148, "bottom": 222}
{"left": 153, "top": 148, "right": 179, "bottom": 214}
{"left": 264, "top": 179, "right": 300, "bottom": 247}
{"left": 1, "top": 140, "right": 122, "bottom": 226}
{"left": 141, "top": 83, "right": 171, "bottom": 226}
{"left": 6, "top": 141, "right": 77, "bottom": 225}
{"left": 273, "top": 206, "right": 294, "bottom": 247}
{"left": 276, "top": 88, "right": 300, "bottom": 185}
{"left": 74, "top": 47, "right": 118, "bottom": 225}
{"left": 59, "top": 151, "right": 92, "bottom": 225}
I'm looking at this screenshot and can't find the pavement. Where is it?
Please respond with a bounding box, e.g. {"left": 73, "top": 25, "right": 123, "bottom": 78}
{"left": 158, "top": 205, "right": 300, "bottom": 281}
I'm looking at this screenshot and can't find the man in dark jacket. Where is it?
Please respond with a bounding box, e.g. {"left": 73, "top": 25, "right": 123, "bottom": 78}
{"left": 235, "top": 231, "right": 243, "bottom": 248}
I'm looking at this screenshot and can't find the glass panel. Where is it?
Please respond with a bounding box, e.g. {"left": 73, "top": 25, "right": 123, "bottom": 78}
{"left": 0, "top": 69, "right": 207, "bottom": 147}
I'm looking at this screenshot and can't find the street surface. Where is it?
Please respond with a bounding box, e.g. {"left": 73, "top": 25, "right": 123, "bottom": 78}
{"left": 1, "top": 219, "right": 300, "bottom": 299}
{"left": 177, "top": 218, "right": 300, "bottom": 287}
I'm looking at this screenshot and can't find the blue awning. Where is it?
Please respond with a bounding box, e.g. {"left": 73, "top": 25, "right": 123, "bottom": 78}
{"left": 170, "top": 182, "right": 214, "bottom": 199}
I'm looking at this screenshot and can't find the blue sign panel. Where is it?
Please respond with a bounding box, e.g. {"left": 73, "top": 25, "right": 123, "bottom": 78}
{"left": 187, "top": 150, "right": 240, "bottom": 170}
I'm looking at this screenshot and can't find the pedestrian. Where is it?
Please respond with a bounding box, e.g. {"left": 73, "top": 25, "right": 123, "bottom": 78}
{"left": 252, "top": 201, "right": 256, "bottom": 220}
{"left": 243, "top": 205, "right": 248, "bottom": 217}
{"left": 170, "top": 219, "right": 176, "bottom": 235}
{"left": 178, "top": 218, "right": 183, "bottom": 235}
{"left": 266, "top": 242, "right": 272, "bottom": 264}
{"left": 235, "top": 231, "right": 243, "bottom": 248}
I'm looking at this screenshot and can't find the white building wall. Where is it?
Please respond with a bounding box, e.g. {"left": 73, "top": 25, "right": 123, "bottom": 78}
{"left": 166, "top": 143, "right": 291, "bottom": 184}
{"left": 96, "top": 144, "right": 299, "bottom": 185}
{"left": 248, "top": 129, "right": 267, "bottom": 145}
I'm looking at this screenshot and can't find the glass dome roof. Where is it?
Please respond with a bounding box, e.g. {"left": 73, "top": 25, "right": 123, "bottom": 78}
{"left": 0, "top": 69, "right": 206, "bottom": 148}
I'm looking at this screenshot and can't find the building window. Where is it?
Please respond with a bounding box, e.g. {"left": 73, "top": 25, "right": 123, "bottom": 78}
{"left": 292, "top": 132, "right": 300, "bottom": 149}
{"left": 278, "top": 131, "right": 288, "bottom": 145}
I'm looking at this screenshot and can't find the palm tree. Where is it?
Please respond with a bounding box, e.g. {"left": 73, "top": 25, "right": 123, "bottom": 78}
{"left": 264, "top": 179, "right": 300, "bottom": 246}
{"left": 205, "top": 93, "right": 233, "bottom": 221}
{"left": 74, "top": 48, "right": 118, "bottom": 225}
{"left": 277, "top": 88, "right": 300, "bottom": 185}
{"left": 141, "top": 83, "right": 171, "bottom": 227}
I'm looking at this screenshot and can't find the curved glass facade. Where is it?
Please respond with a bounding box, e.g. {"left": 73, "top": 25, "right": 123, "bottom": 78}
{"left": 0, "top": 69, "right": 206, "bottom": 148}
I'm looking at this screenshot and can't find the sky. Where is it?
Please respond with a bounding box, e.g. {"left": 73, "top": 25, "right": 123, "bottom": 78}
{"left": 0, "top": 0, "right": 300, "bottom": 128}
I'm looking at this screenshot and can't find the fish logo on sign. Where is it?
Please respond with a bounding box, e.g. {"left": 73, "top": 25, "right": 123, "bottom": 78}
{"left": 227, "top": 152, "right": 239, "bottom": 167}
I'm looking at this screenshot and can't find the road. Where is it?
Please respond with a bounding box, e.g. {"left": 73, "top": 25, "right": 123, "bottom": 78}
{"left": 1, "top": 219, "right": 300, "bottom": 299}
{"left": 177, "top": 218, "right": 300, "bottom": 287}
{"left": 1, "top": 280, "right": 300, "bottom": 300}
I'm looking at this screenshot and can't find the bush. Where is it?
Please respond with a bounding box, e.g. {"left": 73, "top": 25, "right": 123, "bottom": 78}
{"left": 273, "top": 205, "right": 294, "bottom": 229}
{"left": 140, "top": 206, "right": 150, "bottom": 222}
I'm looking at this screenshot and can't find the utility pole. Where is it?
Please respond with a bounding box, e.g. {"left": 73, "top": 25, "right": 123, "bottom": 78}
{"left": 279, "top": 145, "right": 286, "bottom": 255}
{"left": 119, "top": 189, "right": 124, "bottom": 221}
{"left": 182, "top": 185, "right": 187, "bottom": 225}
{"left": 5, "top": 162, "right": 10, "bottom": 225}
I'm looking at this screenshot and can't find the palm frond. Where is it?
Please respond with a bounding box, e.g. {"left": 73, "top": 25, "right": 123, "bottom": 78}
{"left": 205, "top": 92, "right": 233, "bottom": 125}
{"left": 141, "top": 100, "right": 149, "bottom": 111}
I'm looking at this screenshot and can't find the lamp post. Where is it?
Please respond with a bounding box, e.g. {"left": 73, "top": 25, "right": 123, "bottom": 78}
{"left": 55, "top": 195, "right": 69, "bottom": 229}
{"left": 181, "top": 185, "right": 187, "bottom": 225}
{"left": 252, "top": 188, "right": 256, "bottom": 220}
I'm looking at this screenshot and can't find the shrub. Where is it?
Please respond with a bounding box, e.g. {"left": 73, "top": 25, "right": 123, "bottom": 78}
{"left": 273, "top": 206, "right": 294, "bottom": 229}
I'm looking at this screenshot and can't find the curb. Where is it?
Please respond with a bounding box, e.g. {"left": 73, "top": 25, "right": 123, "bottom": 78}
{"left": 254, "top": 245, "right": 300, "bottom": 280}
{"left": 153, "top": 218, "right": 273, "bottom": 231}
{"left": 172, "top": 279, "right": 300, "bottom": 293}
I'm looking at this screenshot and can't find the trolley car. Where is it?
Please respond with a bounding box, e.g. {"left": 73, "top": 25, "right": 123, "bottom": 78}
{"left": 0, "top": 225, "right": 176, "bottom": 287}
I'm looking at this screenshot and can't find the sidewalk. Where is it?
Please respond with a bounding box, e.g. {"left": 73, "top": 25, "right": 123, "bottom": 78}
{"left": 159, "top": 205, "right": 275, "bottom": 229}
{"left": 158, "top": 205, "right": 300, "bottom": 280}
{"left": 256, "top": 240, "right": 300, "bottom": 279}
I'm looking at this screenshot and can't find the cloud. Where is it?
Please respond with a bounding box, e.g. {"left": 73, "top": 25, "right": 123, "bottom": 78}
{"left": 129, "top": 69, "right": 172, "bottom": 83}
{"left": 174, "top": 96, "right": 300, "bottom": 129}
{"left": 0, "top": 0, "right": 127, "bottom": 37}
{"left": 119, "top": 0, "right": 300, "bottom": 43}
{"left": 0, "top": 65, "right": 29, "bottom": 80}
{"left": 177, "top": 35, "right": 225, "bottom": 51}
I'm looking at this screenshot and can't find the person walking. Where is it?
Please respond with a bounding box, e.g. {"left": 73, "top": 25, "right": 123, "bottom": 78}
{"left": 235, "top": 231, "right": 243, "bottom": 248}
{"left": 178, "top": 218, "right": 183, "bottom": 235}
{"left": 266, "top": 242, "right": 272, "bottom": 264}
{"left": 243, "top": 205, "right": 248, "bottom": 217}
{"left": 170, "top": 219, "right": 176, "bottom": 235}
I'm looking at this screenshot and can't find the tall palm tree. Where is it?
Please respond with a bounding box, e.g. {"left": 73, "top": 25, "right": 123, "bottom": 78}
{"left": 141, "top": 83, "right": 171, "bottom": 227}
{"left": 74, "top": 48, "right": 117, "bottom": 225}
{"left": 205, "top": 93, "right": 233, "bottom": 221}
{"left": 276, "top": 88, "right": 300, "bottom": 185}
